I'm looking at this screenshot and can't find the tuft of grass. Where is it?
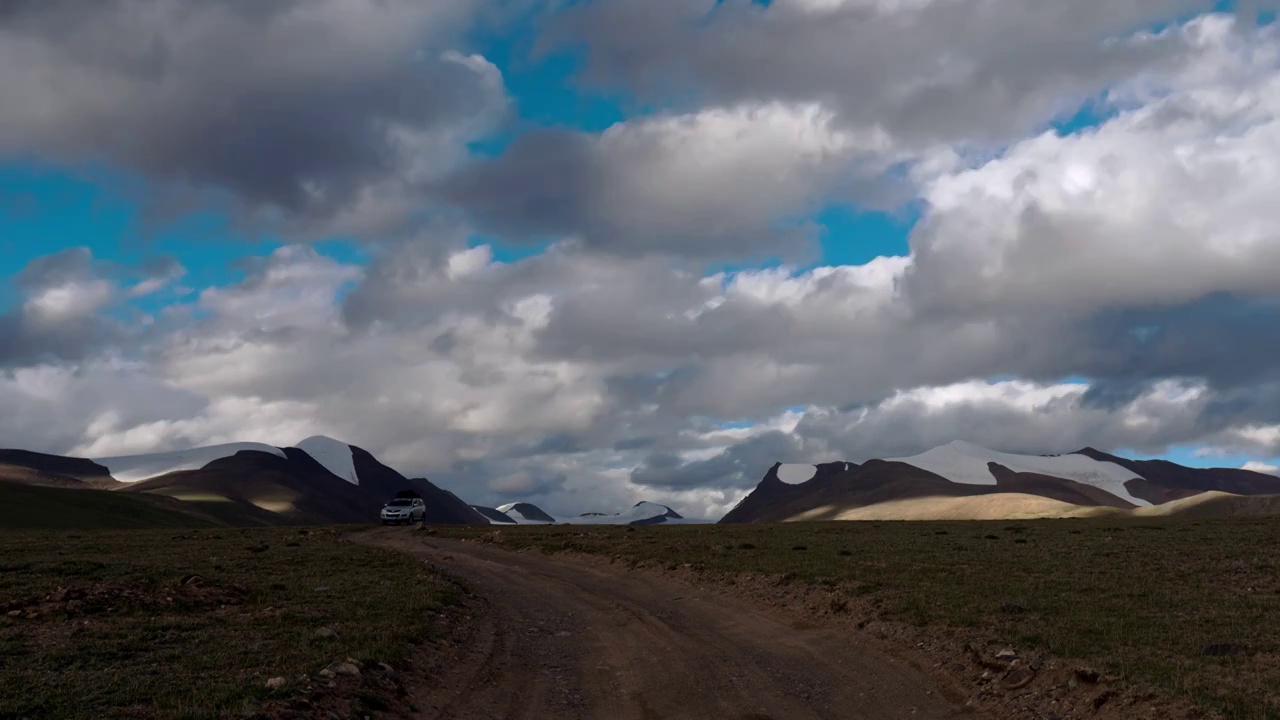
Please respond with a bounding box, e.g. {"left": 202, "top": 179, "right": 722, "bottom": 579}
{"left": 0, "top": 527, "right": 461, "bottom": 719}
{"left": 433, "top": 517, "right": 1280, "bottom": 719}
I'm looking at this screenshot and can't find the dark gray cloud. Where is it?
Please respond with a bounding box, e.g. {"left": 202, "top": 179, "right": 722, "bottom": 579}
{"left": 0, "top": 247, "right": 187, "bottom": 365}
{"left": 2, "top": 249, "right": 116, "bottom": 363}
{"left": 550, "top": 0, "right": 1216, "bottom": 145}
{"left": 0, "top": 0, "right": 507, "bottom": 234}
{"left": 444, "top": 106, "right": 857, "bottom": 258}
{"left": 632, "top": 430, "right": 803, "bottom": 489}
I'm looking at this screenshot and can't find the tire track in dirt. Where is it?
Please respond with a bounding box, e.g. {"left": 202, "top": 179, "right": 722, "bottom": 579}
{"left": 355, "top": 528, "right": 983, "bottom": 720}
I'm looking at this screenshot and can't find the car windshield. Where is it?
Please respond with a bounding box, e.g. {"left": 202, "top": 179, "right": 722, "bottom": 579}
{"left": 387, "top": 499, "right": 413, "bottom": 507}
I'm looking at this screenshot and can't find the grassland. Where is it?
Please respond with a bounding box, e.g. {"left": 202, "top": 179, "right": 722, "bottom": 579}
{"left": 0, "top": 481, "right": 282, "bottom": 529}
{"left": 0, "top": 527, "right": 462, "bottom": 719}
{"left": 435, "top": 517, "right": 1280, "bottom": 718}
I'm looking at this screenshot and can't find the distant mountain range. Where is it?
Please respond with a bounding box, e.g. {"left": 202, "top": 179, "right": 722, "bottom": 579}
{"left": 721, "top": 441, "right": 1280, "bottom": 523}
{"left": 0, "top": 438, "right": 688, "bottom": 528}
{"left": 8, "top": 437, "right": 1278, "bottom": 528}
{"left": 475, "top": 501, "right": 686, "bottom": 526}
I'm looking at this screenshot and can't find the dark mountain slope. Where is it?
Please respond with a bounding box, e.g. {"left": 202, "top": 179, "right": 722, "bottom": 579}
{"left": 0, "top": 450, "right": 118, "bottom": 489}
{"left": 349, "top": 446, "right": 487, "bottom": 524}
{"left": 120, "top": 450, "right": 371, "bottom": 524}
{"left": 1076, "top": 448, "right": 1280, "bottom": 498}
{"left": 720, "top": 461, "right": 859, "bottom": 524}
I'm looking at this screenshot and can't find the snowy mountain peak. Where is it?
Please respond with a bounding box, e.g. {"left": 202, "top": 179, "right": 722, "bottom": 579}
{"left": 294, "top": 436, "right": 359, "bottom": 485}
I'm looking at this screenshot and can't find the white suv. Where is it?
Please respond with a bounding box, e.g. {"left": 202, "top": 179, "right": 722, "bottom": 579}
{"left": 380, "top": 497, "right": 425, "bottom": 525}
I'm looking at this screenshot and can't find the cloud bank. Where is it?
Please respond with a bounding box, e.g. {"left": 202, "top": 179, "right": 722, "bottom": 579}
{"left": 3, "top": 3, "right": 1280, "bottom": 518}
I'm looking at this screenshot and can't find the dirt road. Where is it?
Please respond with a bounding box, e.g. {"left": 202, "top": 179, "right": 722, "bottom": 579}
{"left": 356, "top": 528, "right": 980, "bottom": 720}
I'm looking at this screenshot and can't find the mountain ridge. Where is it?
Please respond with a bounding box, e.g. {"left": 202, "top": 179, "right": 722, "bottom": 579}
{"left": 0, "top": 437, "right": 486, "bottom": 526}
{"left": 722, "top": 443, "right": 1280, "bottom": 523}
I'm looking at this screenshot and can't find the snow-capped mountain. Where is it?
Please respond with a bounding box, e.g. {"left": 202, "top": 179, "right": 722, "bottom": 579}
{"left": 885, "top": 440, "right": 1151, "bottom": 506}
{"left": 1, "top": 436, "right": 486, "bottom": 526}
{"left": 496, "top": 502, "right": 557, "bottom": 524}
{"left": 721, "top": 442, "right": 1280, "bottom": 523}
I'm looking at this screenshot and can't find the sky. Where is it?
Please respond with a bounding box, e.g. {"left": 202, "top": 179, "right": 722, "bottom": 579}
{"left": 3, "top": 0, "right": 1280, "bottom": 519}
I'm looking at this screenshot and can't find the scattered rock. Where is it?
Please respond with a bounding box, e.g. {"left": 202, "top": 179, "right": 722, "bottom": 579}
{"left": 331, "top": 662, "right": 361, "bottom": 676}
{"left": 1002, "top": 666, "right": 1037, "bottom": 690}
{"left": 314, "top": 586, "right": 330, "bottom": 593}
{"left": 314, "top": 627, "right": 339, "bottom": 640}
{"left": 6, "top": 610, "right": 19, "bottom": 618}
{"left": 995, "top": 648, "right": 1018, "bottom": 661}
{"left": 266, "top": 676, "right": 287, "bottom": 690}
{"left": 180, "top": 574, "right": 203, "bottom": 587}
{"left": 318, "top": 668, "right": 336, "bottom": 679}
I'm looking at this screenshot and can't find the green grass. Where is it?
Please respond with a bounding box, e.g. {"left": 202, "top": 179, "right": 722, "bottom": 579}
{"left": 0, "top": 481, "right": 285, "bottom": 529}
{"left": 0, "top": 527, "right": 461, "bottom": 719}
{"left": 0, "top": 482, "right": 226, "bottom": 529}
{"left": 435, "top": 517, "right": 1280, "bottom": 719}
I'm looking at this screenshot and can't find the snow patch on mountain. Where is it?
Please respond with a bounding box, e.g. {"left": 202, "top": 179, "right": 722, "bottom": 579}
{"left": 490, "top": 501, "right": 694, "bottom": 525}
{"left": 295, "top": 436, "right": 359, "bottom": 485}
{"left": 887, "top": 440, "right": 1150, "bottom": 506}
{"left": 496, "top": 502, "right": 555, "bottom": 524}
{"left": 776, "top": 464, "right": 818, "bottom": 484}
{"left": 95, "top": 442, "right": 285, "bottom": 483}
{"left": 569, "top": 501, "right": 683, "bottom": 524}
